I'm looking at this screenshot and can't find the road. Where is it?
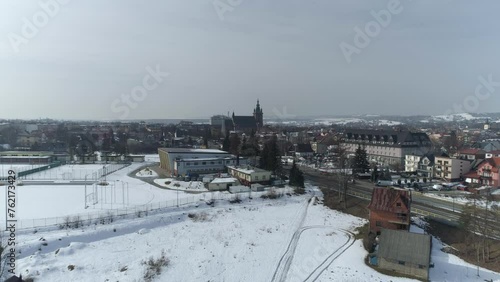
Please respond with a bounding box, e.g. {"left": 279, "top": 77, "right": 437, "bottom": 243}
{"left": 299, "top": 166, "right": 495, "bottom": 231}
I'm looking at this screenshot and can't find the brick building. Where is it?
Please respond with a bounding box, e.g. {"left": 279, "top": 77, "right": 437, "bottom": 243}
{"left": 367, "top": 187, "right": 412, "bottom": 234}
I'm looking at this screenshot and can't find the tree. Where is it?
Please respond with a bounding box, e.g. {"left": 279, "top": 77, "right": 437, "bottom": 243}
{"left": 259, "top": 135, "right": 281, "bottom": 175}
{"left": 333, "top": 141, "right": 351, "bottom": 209}
{"left": 289, "top": 161, "right": 305, "bottom": 193}
{"left": 222, "top": 135, "right": 230, "bottom": 152}
{"left": 229, "top": 134, "right": 241, "bottom": 156}
{"left": 352, "top": 145, "right": 370, "bottom": 174}
{"left": 371, "top": 165, "right": 379, "bottom": 182}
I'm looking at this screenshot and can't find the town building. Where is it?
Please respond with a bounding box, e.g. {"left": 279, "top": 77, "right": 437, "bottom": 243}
{"left": 377, "top": 229, "right": 432, "bottom": 280}
{"left": 367, "top": 187, "right": 412, "bottom": 234}
{"left": 342, "top": 129, "right": 432, "bottom": 167}
{"left": 434, "top": 156, "right": 472, "bottom": 181}
{"left": 464, "top": 157, "right": 500, "bottom": 187}
{"left": 208, "top": 177, "right": 240, "bottom": 191}
{"left": 294, "top": 143, "right": 315, "bottom": 158}
{"left": 158, "top": 148, "right": 246, "bottom": 176}
{"left": 226, "top": 165, "right": 272, "bottom": 186}
{"left": 405, "top": 154, "right": 435, "bottom": 178}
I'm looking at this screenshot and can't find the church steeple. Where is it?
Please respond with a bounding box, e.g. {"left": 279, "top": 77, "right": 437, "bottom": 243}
{"left": 253, "top": 99, "right": 263, "bottom": 129}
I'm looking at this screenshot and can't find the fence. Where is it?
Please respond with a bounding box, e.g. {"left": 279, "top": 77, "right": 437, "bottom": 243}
{"left": 2, "top": 187, "right": 293, "bottom": 231}
{"left": 18, "top": 163, "right": 129, "bottom": 181}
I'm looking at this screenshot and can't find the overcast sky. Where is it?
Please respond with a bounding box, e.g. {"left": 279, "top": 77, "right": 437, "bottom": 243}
{"left": 0, "top": 0, "right": 499, "bottom": 120}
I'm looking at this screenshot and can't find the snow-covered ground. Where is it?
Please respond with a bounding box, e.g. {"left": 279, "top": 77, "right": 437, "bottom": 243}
{"left": 135, "top": 167, "right": 158, "bottom": 178}
{"left": 154, "top": 178, "right": 208, "bottom": 192}
{"left": 10, "top": 190, "right": 500, "bottom": 282}
{"left": 423, "top": 192, "right": 499, "bottom": 209}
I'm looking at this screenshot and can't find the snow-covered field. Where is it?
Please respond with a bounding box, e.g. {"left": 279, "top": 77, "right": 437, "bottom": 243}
{"left": 0, "top": 162, "right": 204, "bottom": 229}
{"left": 12, "top": 193, "right": 500, "bottom": 282}
{"left": 154, "top": 178, "right": 207, "bottom": 192}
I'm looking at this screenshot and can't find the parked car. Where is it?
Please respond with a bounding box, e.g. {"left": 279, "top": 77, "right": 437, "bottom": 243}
{"left": 376, "top": 180, "right": 394, "bottom": 187}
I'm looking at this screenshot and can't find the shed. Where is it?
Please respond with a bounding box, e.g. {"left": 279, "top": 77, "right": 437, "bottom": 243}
{"left": 378, "top": 229, "right": 432, "bottom": 280}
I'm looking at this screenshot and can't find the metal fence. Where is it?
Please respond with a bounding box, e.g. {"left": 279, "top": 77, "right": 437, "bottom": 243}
{"left": 3, "top": 187, "right": 293, "bottom": 231}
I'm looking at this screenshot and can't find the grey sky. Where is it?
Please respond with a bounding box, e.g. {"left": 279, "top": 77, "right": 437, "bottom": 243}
{"left": 0, "top": 0, "right": 499, "bottom": 120}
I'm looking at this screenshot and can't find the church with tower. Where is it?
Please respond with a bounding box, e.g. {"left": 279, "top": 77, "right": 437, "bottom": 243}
{"left": 231, "top": 100, "right": 264, "bottom": 133}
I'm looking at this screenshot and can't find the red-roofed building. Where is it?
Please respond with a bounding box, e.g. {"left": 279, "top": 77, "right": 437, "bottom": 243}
{"left": 464, "top": 157, "right": 500, "bottom": 187}
{"left": 457, "top": 148, "right": 485, "bottom": 160}
{"left": 367, "top": 187, "right": 412, "bottom": 234}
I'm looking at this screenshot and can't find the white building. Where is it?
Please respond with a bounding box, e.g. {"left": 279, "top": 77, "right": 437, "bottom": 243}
{"left": 208, "top": 177, "right": 240, "bottom": 191}
{"left": 405, "top": 155, "right": 421, "bottom": 172}
{"left": 158, "top": 148, "right": 247, "bottom": 176}
{"left": 227, "top": 166, "right": 272, "bottom": 186}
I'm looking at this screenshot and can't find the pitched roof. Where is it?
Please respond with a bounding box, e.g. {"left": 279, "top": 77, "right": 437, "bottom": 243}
{"left": 378, "top": 229, "right": 432, "bottom": 266}
{"left": 459, "top": 148, "right": 485, "bottom": 155}
{"left": 233, "top": 116, "right": 257, "bottom": 129}
{"left": 367, "top": 187, "right": 411, "bottom": 212}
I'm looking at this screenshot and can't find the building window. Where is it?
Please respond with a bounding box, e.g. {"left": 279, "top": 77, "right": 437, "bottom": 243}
{"left": 375, "top": 221, "right": 382, "bottom": 227}
{"left": 186, "top": 162, "right": 191, "bottom": 166}
{"left": 194, "top": 162, "right": 198, "bottom": 165}
{"left": 255, "top": 176, "right": 259, "bottom": 180}
{"left": 418, "top": 265, "right": 425, "bottom": 269}
{"left": 202, "top": 162, "right": 206, "bottom": 165}
{"left": 396, "top": 202, "right": 401, "bottom": 207}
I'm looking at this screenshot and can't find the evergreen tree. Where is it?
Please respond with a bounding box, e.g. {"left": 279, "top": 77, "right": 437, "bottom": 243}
{"left": 289, "top": 161, "right": 305, "bottom": 192}
{"left": 222, "top": 135, "right": 230, "bottom": 152}
{"left": 371, "top": 165, "right": 379, "bottom": 182}
{"left": 352, "top": 145, "right": 370, "bottom": 174}
{"left": 229, "top": 134, "right": 241, "bottom": 156}
{"left": 259, "top": 135, "right": 281, "bottom": 175}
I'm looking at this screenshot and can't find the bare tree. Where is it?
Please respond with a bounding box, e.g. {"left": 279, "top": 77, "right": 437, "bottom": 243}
{"left": 333, "top": 141, "right": 352, "bottom": 209}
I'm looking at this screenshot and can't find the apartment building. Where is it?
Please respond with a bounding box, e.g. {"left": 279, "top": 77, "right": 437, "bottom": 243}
{"left": 434, "top": 156, "right": 472, "bottom": 181}
{"left": 343, "top": 129, "right": 432, "bottom": 167}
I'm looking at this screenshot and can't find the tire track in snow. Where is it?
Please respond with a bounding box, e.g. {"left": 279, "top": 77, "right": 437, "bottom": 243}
{"left": 271, "top": 197, "right": 313, "bottom": 282}
{"left": 303, "top": 229, "right": 356, "bottom": 282}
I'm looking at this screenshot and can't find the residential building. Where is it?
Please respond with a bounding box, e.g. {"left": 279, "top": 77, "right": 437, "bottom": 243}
{"left": 342, "top": 129, "right": 432, "bottom": 167}
{"left": 434, "top": 156, "right": 472, "bottom": 181}
{"left": 377, "top": 229, "right": 432, "bottom": 280}
{"left": 367, "top": 187, "right": 411, "bottom": 234}
{"left": 158, "top": 148, "right": 246, "bottom": 176}
{"left": 404, "top": 155, "right": 421, "bottom": 173}
{"left": 295, "top": 143, "right": 315, "bottom": 158}
{"left": 457, "top": 148, "right": 485, "bottom": 160}
{"left": 227, "top": 166, "right": 272, "bottom": 186}
{"left": 417, "top": 154, "right": 435, "bottom": 178}
{"left": 464, "top": 157, "right": 500, "bottom": 187}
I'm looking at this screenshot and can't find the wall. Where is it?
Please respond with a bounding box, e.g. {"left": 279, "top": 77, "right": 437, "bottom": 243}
{"left": 369, "top": 210, "right": 410, "bottom": 234}
{"left": 379, "top": 258, "right": 428, "bottom": 280}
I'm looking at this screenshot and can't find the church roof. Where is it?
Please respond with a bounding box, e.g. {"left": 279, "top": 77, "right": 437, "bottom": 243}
{"left": 233, "top": 116, "right": 257, "bottom": 129}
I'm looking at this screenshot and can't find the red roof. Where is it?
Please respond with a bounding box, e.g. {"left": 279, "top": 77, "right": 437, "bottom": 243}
{"left": 459, "top": 148, "right": 484, "bottom": 155}
{"left": 367, "top": 187, "right": 411, "bottom": 213}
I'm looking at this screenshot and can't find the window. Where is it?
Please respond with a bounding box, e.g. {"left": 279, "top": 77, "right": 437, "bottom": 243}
{"left": 186, "top": 162, "right": 191, "bottom": 166}
{"left": 194, "top": 162, "right": 198, "bottom": 165}
{"left": 418, "top": 265, "right": 425, "bottom": 269}
{"left": 202, "top": 162, "right": 206, "bottom": 165}
{"left": 375, "top": 221, "right": 382, "bottom": 227}
{"left": 255, "top": 176, "right": 259, "bottom": 180}
{"left": 396, "top": 202, "right": 401, "bottom": 207}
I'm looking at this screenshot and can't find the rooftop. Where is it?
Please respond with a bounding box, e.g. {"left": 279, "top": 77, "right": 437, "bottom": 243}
{"left": 227, "top": 166, "right": 269, "bottom": 174}
{"left": 368, "top": 187, "right": 411, "bottom": 212}
{"left": 159, "top": 148, "right": 229, "bottom": 154}
{"left": 378, "top": 229, "right": 432, "bottom": 266}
